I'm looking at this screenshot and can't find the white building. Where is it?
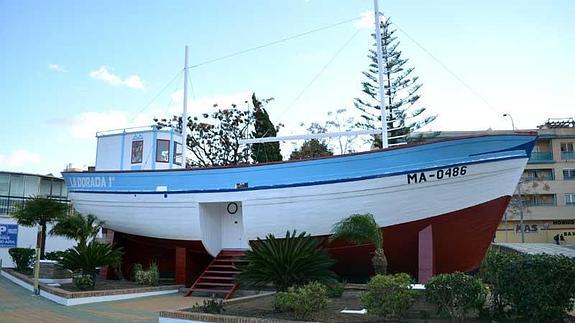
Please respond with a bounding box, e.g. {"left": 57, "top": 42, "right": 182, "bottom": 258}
{"left": 0, "top": 171, "right": 74, "bottom": 268}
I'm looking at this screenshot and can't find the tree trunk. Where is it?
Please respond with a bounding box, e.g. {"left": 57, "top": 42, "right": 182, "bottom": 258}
{"left": 39, "top": 223, "right": 47, "bottom": 260}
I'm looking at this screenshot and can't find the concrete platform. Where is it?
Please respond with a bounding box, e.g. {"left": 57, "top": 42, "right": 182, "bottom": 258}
{"left": 494, "top": 243, "right": 575, "bottom": 257}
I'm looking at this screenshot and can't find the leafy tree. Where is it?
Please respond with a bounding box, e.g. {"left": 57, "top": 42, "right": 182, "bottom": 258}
{"left": 330, "top": 213, "right": 387, "bottom": 275}
{"left": 289, "top": 139, "right": 333, "bottom": 160}
{"left": 354, "top": 16, "right": 436, "bottom": 147}
{"left": 156, "top": 105, "right": 252, "bottom": 167}
{"left": 251, "top": 93, "right": 283, "bottom": 163}
{"left": 10, "top": 197, "right": 68, "bottom": 259}
{"left": 237, "top": 230, "right": 337, "bottom": 291}
{"left": 49, "top": 213, "right": 102, "bottom": 248}
{"left": 300, "top": 109, "right": 360, "bottom": 155}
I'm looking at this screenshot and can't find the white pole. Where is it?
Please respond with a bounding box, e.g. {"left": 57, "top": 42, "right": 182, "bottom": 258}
{"left": 181, "top": 46, "right": 189, "bottom": 168}
{"left": 373, "top": 0, "right": 388, "bottom": 148}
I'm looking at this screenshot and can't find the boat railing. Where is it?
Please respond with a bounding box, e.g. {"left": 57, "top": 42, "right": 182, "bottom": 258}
{"left": 96, "top": 125, "right": 180, "bottom": 137}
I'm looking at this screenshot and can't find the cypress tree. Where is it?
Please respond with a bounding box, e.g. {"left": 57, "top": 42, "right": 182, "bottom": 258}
{"left": 251, "top": 93, "right": 283, "bottom": 163}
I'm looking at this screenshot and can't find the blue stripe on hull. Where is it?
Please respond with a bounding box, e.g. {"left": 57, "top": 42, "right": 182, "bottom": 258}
{"left": 63, "top": 134, "right": 536, "bottom": 194}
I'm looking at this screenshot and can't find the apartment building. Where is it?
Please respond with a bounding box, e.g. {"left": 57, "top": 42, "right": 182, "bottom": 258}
{"left": 0, "top": 171, "right": 73, "bottom": 267}
{"left": 497, "top": 118, "right": 575, "bottom": 243}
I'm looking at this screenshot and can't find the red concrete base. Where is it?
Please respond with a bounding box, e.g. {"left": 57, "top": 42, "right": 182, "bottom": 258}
{"left": 175, "top": 247, "right": 187, "bottom": 285}
{"left": 328, "top": 196, "right": 510, "bottom": 278}
{"left": 99, "top": 228, "right": 115, "bottom": 279}
{"left": 111, "top": 196, "right": 510, "bottom": 283}
{"left": 418, "top": 225, "right": 434, "bottom": 284}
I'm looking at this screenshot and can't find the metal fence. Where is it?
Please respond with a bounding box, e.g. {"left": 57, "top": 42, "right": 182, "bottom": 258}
{"left": 0, "top": 196, "right": 69, "bottom": 216}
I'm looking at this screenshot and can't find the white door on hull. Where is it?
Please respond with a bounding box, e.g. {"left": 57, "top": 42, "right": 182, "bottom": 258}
{"left": 221, "top": 202, "right": 246, "bottom": 249}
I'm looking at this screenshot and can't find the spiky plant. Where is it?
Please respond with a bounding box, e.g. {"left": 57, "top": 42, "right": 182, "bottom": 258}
{"left": 330, "top": 213, "right": 387, "bottom": 275}
{"left": 49, "top": 213, "right": 102, "bottom": 248}
{"left": 60, "top": 241, "right": 123, "bottom": 279}
{"left": 237, "top": 230, "right": 336, "bottom": 292}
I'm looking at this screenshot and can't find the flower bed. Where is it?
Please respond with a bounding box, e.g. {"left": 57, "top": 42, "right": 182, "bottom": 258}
{"left": 1, "top": 268, "right": 183, "bottom": 306}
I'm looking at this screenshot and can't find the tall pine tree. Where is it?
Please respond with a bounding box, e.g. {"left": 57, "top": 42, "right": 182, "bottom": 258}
{"left": 354, "top": 16, "right": 436, "bottom": 147}
{"left": 251, "top": 93, "right": 283, "bottom": 163}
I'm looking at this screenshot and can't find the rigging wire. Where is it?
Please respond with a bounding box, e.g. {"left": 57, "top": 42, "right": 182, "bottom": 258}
{"left": 393, "top": 23, "right": 500, "bottom": 115}
{"left": 129, "top": 16, "right": 360, "bottom": 126}
{"left": 254, "top": 28, "right": 362, "bottom": 143}
{"left": 277, "top": 29, "right": 361, "bottom": 120}
{"left": 128, "top": 69, "right": 184, "bottom": 123}
{"left": 189, "top": 17, "right": 359, "bottom": 69}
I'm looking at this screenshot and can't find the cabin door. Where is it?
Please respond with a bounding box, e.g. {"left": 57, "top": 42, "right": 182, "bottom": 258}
{"left": 220, "top": 202, "right": 246, "bottom": 249}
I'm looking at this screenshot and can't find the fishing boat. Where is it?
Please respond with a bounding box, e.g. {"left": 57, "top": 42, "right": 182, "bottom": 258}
{"left": 63, "top": 128, "right": 536, "bottom": 284}
{"left": 62, "top": 2, "right": 536, "bottom": 293}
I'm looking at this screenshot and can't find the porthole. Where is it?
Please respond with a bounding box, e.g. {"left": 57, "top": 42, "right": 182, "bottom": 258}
{"left": 227, "top": 202, "right": 238, "bottom": 215}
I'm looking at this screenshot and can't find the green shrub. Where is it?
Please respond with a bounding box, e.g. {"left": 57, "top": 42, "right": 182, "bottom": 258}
{"left": 73, "top": 274, "right": 95, "bottom": 290}
{"left": 189, "top": 297, "right": 226, "bottom": 314}
{"left": 45, "top": 251, "right": 66, "bottom": 262}
{"left": 134, "top": 262, "right": 159, "bottom": 286}
{"left": 59, "top": 241, "right": 123, "bottom": 279}
{"left": 237, "top": 230, "right": 336, "bottom": 291}
{"left": 274, "top": 281, "right": 329, "bottom": 320}
{"left": 480, "top": 249, "right": 575, "bottom": 322}
{"left": 425, "top": 272, "right": 486, "bottom": 321}
{"left": 8, "top": 248, "right": 35, "bottom": 273}
{"left": 130, "top": 263, "right": 143, "bottom": 281}
{"left": 324, "top": 281, "right": 345, "bottom": 298}
{"left": 361, "top": 273, "right": 416, "bottom": 319}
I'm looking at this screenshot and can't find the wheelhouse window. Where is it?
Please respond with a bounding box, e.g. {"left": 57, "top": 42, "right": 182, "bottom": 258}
{"left": 131, "top": 140, "right": 143, "bottom": 164}
{"left": 173, "top": 141, "right": 182, "bottom": 165}
{"left": 156, "top": 139, "right": 170, "bottom": 163}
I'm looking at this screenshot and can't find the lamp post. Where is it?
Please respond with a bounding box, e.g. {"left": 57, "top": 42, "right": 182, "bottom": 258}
{"left": 503, "top": 113, "right": 525, "bottom": 243}
{"left": 503, "top": 113, "right": 516, "bottom": 131}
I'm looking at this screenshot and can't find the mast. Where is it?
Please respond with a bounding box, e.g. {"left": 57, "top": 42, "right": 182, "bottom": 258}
{"left": 181, "top": 46, "right": 189, "bottom": 168}
{"left": 373, "top": 0, "right": 388, "bottom": 148}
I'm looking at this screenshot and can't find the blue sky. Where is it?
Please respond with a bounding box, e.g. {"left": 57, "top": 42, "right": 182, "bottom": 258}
{"left": 0, "top": 0, "right": 573, "bottom": 175}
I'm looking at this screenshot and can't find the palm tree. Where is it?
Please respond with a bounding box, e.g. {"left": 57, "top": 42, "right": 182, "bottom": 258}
{"left": 50, "top": 213, "right": 102, "bottom": 248}
{"left": 10, "top": 196, "right": 68, "bottom": 259}
{"left": 330, "top": 213, "right": 387, "bottom": 275}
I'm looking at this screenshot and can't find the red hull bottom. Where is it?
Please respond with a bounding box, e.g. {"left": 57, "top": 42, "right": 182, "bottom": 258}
{"left": 111, "top": 196, "right": 510, "bottom": 285}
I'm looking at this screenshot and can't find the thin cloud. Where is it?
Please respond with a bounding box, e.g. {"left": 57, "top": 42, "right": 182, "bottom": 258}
{"left": 52, "top": 91, "right": 253, "bottom": 139}
{"left": 355, "top": 11, "right": 385, "bottom": 30}
{"left": 48, "top": 64, "right": 67, "bottom": 73}
{"left": 0, "top": 149, "right": 41, "bottom": 168}
{"left": 89, "top": 65, "right": 145, "bottom": 89}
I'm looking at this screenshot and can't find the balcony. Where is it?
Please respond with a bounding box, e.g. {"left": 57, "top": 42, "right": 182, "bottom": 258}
{"left": 528, "top": 151, "right": 554, "bottom": 163}
{"left": 523, "top": 200, "right": 557, "bottom": 207}
{"left": 561, "top": 151, "right": 575, "bottom": 160}
{"left": 522, "top": 174, "right": 554, "bottom": 181}
{"left": 0, "top": 196, "right": 69, "bottom": 216}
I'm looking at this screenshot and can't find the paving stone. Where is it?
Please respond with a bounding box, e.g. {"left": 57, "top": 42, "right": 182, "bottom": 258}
{"left": 0, "top": 275, "right": 205, "bottom": 322}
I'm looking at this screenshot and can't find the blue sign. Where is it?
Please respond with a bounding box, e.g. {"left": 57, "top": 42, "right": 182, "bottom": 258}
{"left": 0, "top": 224, "right": 18, "bottom": 248}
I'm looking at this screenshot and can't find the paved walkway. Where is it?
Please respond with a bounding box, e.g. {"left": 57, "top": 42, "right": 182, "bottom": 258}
{"left": 0, "top": 276, "right": 204, "bottom": 322}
